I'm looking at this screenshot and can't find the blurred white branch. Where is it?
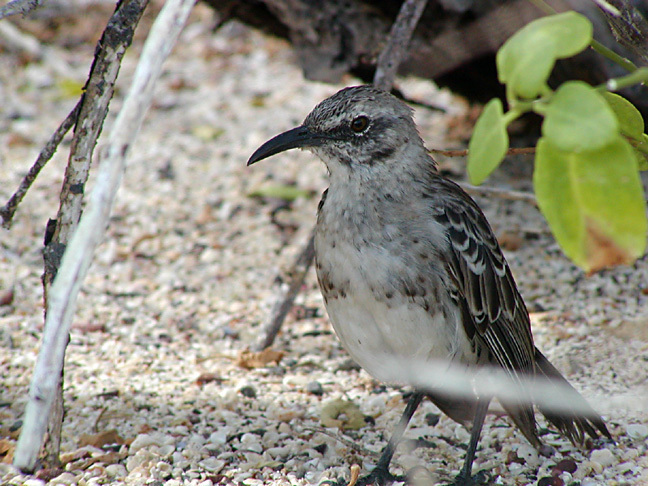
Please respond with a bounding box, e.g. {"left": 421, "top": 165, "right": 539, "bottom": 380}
{"left": 378, "top": 354, "right": 644, "bottom": 415}
{"left": 13, "top": 0, "right": 196, "bottom": 472}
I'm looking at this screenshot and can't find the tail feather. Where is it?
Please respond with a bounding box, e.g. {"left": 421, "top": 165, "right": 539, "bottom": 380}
{"left": 534, "top": 348, "right": 612, "bottom": 444}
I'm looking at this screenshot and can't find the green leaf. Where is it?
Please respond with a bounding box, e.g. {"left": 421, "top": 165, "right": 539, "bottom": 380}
{"left": 542, "top": 81, "right": 618, "bottom": 152}
{"left": 533, "top": 137, "right": 647, "bottom": 272}
{"left": 467, "top": 99, "right": 509, "bottom": 184}
{"left": 601, "top": 91, "right": 645, "bottom": 139}
{"left": 634, "top": 133, "right": 648, "bottom": 170}
{"left": 497, "top": 28, "right": 556, "bottom": 99}
{"left": 537, "top": 11, "right": 593, "bottom": 58}
{"left": 248, "top": 184, "right": 312, "bottom": 201}
{"left": 496, "top": 12, "right": 592, "bottom": 100}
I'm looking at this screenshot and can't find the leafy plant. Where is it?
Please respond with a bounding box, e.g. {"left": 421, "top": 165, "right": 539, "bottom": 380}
{"left": 467, "top": 11, "right": 648, "bottom": 273}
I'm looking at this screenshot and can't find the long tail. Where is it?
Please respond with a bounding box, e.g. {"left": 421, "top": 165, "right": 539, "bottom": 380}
{"left": 534, "top": 347, "right": 612, "bottom": 445}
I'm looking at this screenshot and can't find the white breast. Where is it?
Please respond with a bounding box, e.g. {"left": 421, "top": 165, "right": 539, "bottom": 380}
{"left": 315, "top": 236, "right": 475, "bottom": 385}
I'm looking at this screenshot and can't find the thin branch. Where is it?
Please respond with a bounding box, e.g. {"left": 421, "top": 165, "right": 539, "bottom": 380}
{"left": 459, "top": 182, "right": 537, "bottom": 206}
{"left": 37, "top": 0, "right": 150, "bottom": 467}
{"left": 373, "top": 0, "right": 428, "bottom": 91}
{"left": 0, "top": 0, "right": 42, "bottom": 20}
{"left": 46, "top": 0, "right": 150, "bottom": 280}
{"left": 595, "top": 0, "right": 648, "bottom": 64}
{"left": 13, "top": 0, "right": 196, "bottom": 473}
{"left": 1, "top": 101, "right": 81, "bottom": 229}
{"left": 430, "top": 147, "right": 536, "bottom": 158}
{"left": 302, "top": 426, "right": 379, "bottom": 457}
{"left": 255, "top": 229, "right": 316, "bottom": 351}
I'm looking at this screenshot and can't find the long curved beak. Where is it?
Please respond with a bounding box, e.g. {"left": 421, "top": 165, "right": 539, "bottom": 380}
{"left": 247, "top": 126, "right": 325, "bottom": 166}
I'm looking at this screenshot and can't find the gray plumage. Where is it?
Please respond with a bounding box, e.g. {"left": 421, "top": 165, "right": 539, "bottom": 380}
{"left": 248, "top": 85, "right": 610, "bottom": 484}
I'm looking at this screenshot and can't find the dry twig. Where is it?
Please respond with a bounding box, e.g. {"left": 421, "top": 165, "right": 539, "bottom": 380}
{"left": 1, "top": 101, "right": 81, "bottom": 229}
{"left": 373, "top": 0, "right": 429, "bottom": 91}
{"left": 255, "top": 229, "right": 315, "bottom": 350}
{"left": 39, "top": 0, "right": 149, "bottom": 467}
{"left": 430, "top": 146, "right": 536, "bottom": 158}
{"left": 459, "top": 182, "right": 537, "bottom": 206}
{"left": 13, "top": 0, "right": 196, "bottom": 472}
{"left": 0, "top": 0, "right": 42, "bottom": 20}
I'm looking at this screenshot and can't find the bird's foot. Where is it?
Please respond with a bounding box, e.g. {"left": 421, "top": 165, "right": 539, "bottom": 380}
{"left": 445, "top": 469, "right": 491, "bottom": 486}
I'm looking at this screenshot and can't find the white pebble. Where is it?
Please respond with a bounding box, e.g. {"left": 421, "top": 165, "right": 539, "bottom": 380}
{"left": 585, "top": 460, "right": 604, "bottom": 474}
{"left": 616, "top": 461, "right": 635, "bottom": 474}
{"left": 199, "top": 458, "right": 226, "bottom": 473}
{"left": 208, "top": 430, "right": 228, "bottom": 445}
{"left": 49, "top": 472, "right": 77, "bottom": 485}
{"left": 626, "top": 423, "right": 648, "bottom": 440}
{"left": 516, "top": 444, "right": 541, "bottom": 467}
{"left": 126, "top": 449, "right": 156, "bottom": 472}
{"left": 158, "top": 443, "right": 176, "bottom": 457}
{"left": 105, "top": 464, "right": 127, "bottom": 478}
{"left": 129, "top": 433, "right": 172, "bottom": 453}
{"left": 591, "top": 448, "right": 615, "bottom": 467}
{"left": 23, "top": 480, "right": 46, "bottom": 486}
{"left": 266, "top": 446, "right": 290, "bottom": 458}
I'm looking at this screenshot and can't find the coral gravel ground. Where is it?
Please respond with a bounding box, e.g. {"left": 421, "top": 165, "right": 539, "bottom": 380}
{"left": 1, "top": 3, "right": 647, "bottom": 485}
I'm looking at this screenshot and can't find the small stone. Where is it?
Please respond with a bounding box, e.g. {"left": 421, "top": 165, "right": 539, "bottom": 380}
{"left": 239, "top": 385, "right": 257, "bottom": 398}
{"left": 616, "top": 461, "right": 635, "bottom": 474}
{"left": 538, "top": 476, "right": 564, "bottom": 486}
{"left": 208, "top": 430, "right": 228, "bottom": 445}
{"left": 626, "top": 423, "right": 648, "bottom": 440}
{"left": 553, "top": 458, "right": 577, "bottom": 474}
{"left": 198, "top": 457, "right": 225, "bottom": 473}
{"left": 23, "top": 480, "right": 46, "bottom": 486}
{"left": 590, "top": 448, "right": 615, "bottom": 467}
{"left": 105, "top": 464, "right": 127, "bottom": 478}
{"left": 126, "top": 449, "right": 156, "bottom": 472}
{"left": 585, "top": 460, "right": 604, "bottom": 474}
{"left": 516, "top": 444, "right": 541, "bottom": 467}
{"left": 306, "top": 381, "right": 324, "bottom": 395}
{"left": 425, "top": 412, "right": 440, "bottom": 426}
{"left": 49, "top": 472, "right": 78, "bottom": 485}
{"left": 129, "top": 433, "right": 157, "bottom": 453}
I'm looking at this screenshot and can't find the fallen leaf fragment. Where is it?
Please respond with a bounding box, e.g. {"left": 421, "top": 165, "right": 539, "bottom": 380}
{"left": 236, "top": 348, "right": 284, "bottom": 369}
{"left": 0, "top": 438, "right": 14, "bottom": 464}
{"left": 196, "top": 372, "right": 222, "bottom": 386}
{"left": 79, "top": 429, "right": 124, "bottom": 448}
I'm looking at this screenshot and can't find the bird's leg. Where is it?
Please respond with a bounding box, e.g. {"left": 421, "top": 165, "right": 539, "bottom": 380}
{"left": 452, "top": 397, "right": 491, "bottom": 486}
{"left": 358, "top": 391, "right": 424, "bottom": 486}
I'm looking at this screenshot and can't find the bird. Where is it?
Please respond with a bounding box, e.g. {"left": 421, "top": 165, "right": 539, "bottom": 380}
{"left": 247, "top": 85, "right": 611, "bottom": 485}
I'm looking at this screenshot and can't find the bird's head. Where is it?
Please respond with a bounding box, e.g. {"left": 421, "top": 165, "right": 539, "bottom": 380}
{"left": 247, "top": 85, "right": 429, "bottom": 174}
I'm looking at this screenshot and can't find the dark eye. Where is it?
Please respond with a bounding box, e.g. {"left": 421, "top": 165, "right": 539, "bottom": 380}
{"left": 350, "top": 116, "right": 369, "bottom": 133}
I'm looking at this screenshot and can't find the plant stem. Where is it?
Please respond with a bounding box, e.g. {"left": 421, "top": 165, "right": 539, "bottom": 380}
{"left": 603, "top": 67, "right": 648, "bottom": 91}
{"left": 591, "top": 39, "right": 637, "bottom": 73}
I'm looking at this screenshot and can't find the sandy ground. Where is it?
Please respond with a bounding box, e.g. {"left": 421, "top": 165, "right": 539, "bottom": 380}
{"left": 1, "top": 3, "right": 647, "bottom": 485}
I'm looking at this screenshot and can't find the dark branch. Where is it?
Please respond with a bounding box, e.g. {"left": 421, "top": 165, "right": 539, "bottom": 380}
{"left": 373, "top": 0, "right": 428, "bottom": 91}
{"left": 0, "top": 0, "right": 42, "bottom": 20}
{"left": 255, "top": 230, "right": 316, "bottom": 351}
{"left": 1, "top": 101, "right": 81, "bottom": 229}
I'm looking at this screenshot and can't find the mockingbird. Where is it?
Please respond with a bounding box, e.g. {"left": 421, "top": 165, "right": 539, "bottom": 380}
{"left": 247, "top": 85, "right": 611, "bottom": 485}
